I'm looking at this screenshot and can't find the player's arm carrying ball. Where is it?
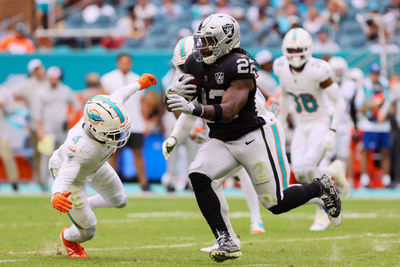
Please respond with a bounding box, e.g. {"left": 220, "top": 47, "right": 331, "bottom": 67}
{"left": 52, "top": 192, "right": 72, "bottom": 213}
{"left": 167, "top": 78, "right": 253, "bottom": 123}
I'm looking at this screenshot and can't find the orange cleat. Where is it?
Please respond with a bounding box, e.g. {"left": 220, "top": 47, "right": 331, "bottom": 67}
{"left": 60, "top": 228, "right": 88, "bottom": 258}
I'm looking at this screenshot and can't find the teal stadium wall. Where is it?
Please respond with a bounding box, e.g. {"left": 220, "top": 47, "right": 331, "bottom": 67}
{"left": 0, "top": 50, "right": 393, "bottom": 91}
{"left": 0, "top": 49, "right": 395, "bottom": 182}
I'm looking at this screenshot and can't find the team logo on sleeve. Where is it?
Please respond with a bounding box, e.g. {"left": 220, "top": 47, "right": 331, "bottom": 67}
{"left": 215, "top": 72, "right": 224, "bottom": 84}
{"left": 222, "top": 24, "right": 234, "bottom": 38}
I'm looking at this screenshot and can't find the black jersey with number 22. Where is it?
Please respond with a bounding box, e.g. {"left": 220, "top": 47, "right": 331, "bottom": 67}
{"left": 184, "top": 52, "right": 265, "bottom": 141}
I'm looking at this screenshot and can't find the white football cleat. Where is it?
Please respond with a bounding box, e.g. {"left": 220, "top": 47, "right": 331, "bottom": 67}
{"left": 200, "top": 234, "right": 240, "bottom": 253}
{"left": 200, "top": 243, "right": 218, "bottom": 253}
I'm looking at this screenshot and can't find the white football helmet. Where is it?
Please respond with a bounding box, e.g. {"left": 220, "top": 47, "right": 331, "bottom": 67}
{"left": 348, "top": 68, "right": 364, "bottom": 85}
{"left": 84, "top": 95, "right": 130, "bottom": 148}
{"left": 173, "top": 35, "right": 194, "bottom": 71}
{"left": 329, "top": 56, "right": 349, "bottom": 83}
{"left": 282, "top": 28, "right": 313, "bottom": 68}
{"left": 193, "top": 13, "right": 240, "bottom": 65}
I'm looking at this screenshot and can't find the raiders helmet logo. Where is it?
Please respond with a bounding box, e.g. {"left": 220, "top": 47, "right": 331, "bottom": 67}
{"left": 215, "top": 72, "right": 224, "bottom": 84}
{"left": 222, "top": 24, "right": 234, "bottom": 38}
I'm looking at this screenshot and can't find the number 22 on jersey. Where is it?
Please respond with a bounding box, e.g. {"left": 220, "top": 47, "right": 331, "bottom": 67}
{"left": 287, "top": 92, "right": 318, "bottom": 113}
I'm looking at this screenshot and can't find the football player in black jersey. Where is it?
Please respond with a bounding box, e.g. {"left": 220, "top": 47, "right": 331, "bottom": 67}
{"left": 166, "top": 13, "right": 343, "bottom": 263}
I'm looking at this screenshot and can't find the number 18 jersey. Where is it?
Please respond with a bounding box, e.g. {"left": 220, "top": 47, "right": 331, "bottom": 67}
{"left": 273, "top": 56, "right": 333, "bottom": 123}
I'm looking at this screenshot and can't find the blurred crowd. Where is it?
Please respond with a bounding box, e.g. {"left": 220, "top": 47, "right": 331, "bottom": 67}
{"left": 0, "top": 51, "right": 399, "bottom": 193}
{"left": 0, "top": 55, "right": 164, "bottom": 192}
{"left": 0, "top": 0, "right": 399, "bottom": 52}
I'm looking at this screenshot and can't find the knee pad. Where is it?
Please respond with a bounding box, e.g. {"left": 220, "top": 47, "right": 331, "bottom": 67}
{"left": 189, "top": 172, "right": 212, "bottom": 192}
{"left": 109, "top": 193, "right": 128, "bottom": 208}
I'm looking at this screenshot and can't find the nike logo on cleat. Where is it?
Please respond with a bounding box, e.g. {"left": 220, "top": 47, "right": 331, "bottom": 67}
{"left": 245, "top": 139, "right": 255, "bottom": 145}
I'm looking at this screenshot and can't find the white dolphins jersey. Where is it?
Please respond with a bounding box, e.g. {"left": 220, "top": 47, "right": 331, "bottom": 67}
{"left": 273, "top": 56, "right": 332, "bottom": 123}
{"left": 50, "top": 118, "right": 117, "bottom": 194}
{"left": 50, "top": 83, "right": 139, "bottom": 195}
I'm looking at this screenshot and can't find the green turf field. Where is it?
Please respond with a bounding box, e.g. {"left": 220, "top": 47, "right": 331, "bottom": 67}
{"left": 0, "top": 196, "right": 399, "bottom": 266}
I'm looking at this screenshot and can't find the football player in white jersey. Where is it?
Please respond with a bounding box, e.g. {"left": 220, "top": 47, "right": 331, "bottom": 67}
{"left": 163, "top": 36, "right": 266, "bottom": 249}
{"left": 321, "top": 57, "right": 355, "bottom": 195}
{"left": 49, "top": 73, "right": 157, "bottom": 258}
{"left": 274, "top": 28, "right": 346, "bottom": 231}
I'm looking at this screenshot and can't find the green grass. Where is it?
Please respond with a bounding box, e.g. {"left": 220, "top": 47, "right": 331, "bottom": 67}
{"left": 0, "top": 196, "right": 399, "bottom": 266}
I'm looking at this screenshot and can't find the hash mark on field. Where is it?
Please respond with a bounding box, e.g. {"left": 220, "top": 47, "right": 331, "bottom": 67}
{"left": 0, "top": 259, "right": 27, "bottom": 263}
{"left": 8, "top": 233, "right": 399, "bottom": 255}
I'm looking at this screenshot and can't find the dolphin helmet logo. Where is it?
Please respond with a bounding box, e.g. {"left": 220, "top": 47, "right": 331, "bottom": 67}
{"left": 87, "top": 108, "right": 104, "bottom": 124}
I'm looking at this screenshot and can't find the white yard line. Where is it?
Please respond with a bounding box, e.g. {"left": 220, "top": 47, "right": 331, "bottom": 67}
{"left": 8, "top": 232, "right": 399, "bottom": 256}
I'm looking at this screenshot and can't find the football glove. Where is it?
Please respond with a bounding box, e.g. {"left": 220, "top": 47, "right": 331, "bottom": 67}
{"left": 166, "top": 74, "right": 197, "bottom": 100}
{"left": 138, "top": 73, "right": 157, "bottom": 89}
{"left": 322, "top": 129, "right": 336, "bottom": 152}
{"left": 162, "top": 136, "right": 177, "bottom": 160}
{"left": 167, "top": 94, "right": 196, "bottom": 114}
{"left": 52, "top": 192, "right": 72, "bottom": 213}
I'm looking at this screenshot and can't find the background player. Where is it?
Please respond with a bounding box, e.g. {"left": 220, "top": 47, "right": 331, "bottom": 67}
{"left": 50, "top": 73, "right": 157, "bottom": 258}
{"left": 166, "top": 14, "right": 342, "bottom": 262}
{"left": 274, "top": 28, "right": 347, "bottom": 231}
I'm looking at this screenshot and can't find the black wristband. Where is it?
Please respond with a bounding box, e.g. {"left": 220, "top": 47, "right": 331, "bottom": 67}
{"left": 213, "top": 104, "right": 223, "bottom": 121}
{"left": 192, "top": 104, "right": 204, "bottom": 117}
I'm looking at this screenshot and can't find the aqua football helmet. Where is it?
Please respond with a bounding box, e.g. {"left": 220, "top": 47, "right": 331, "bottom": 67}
{"left": 329, "top": 56, "right": 349, "bottom": 83}
{"left": 173, "top": 35, "right": 194, "bottom": 71}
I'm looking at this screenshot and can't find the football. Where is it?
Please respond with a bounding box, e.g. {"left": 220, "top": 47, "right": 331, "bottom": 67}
{"left": 178, "top": 73, "right": 201, "bottom": 101}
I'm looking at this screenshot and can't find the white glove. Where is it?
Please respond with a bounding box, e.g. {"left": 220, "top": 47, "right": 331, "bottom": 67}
{"left": 322, "top": 130, "right": 336, "bottom": 152}
{"left": 167, "top": 74, "right": 197, "bottom": 100}
{"left": 167, "top": 94, "right": 196, "bottom": 114}
{"left": 162, "top": 136, "right": 177, "bottom": 160}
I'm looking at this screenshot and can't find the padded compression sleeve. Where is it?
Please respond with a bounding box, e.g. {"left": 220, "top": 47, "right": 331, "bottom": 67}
{"left": 170, "top": 113, "right": 197, "bottom": 144}
{"left": 110, "top": 82, "right": 141, "bottom": 105}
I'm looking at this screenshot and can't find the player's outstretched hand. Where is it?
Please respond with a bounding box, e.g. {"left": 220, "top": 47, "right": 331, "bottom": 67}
{"left": 138, "top": 73, "right": 157, "bottom": 89}
{"left": 162, "top": 136, "right": 177, "bottom": 160}
{"left": 52, "top": 192, "right": 72, "bottom": 213}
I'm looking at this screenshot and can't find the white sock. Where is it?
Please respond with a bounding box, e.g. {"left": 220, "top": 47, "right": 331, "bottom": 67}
{"left": 382, "top": 174, "right": 391, "bottom": 186}
{"left": 360, "top": 173, "right": 370, "bottom": 187}
{"left": 89, "top": 194, "right": 112, "bottom": 210}
{"left": 64, "top": 225, "right": 82, "bottom": 242}
{"left": 236, "top": 168, "right": 262, "bottom": 223}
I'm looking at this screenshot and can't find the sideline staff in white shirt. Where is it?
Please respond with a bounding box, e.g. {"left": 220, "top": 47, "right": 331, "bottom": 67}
{"left": 101, "top": 53, "right": 150, "bottom": 191}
